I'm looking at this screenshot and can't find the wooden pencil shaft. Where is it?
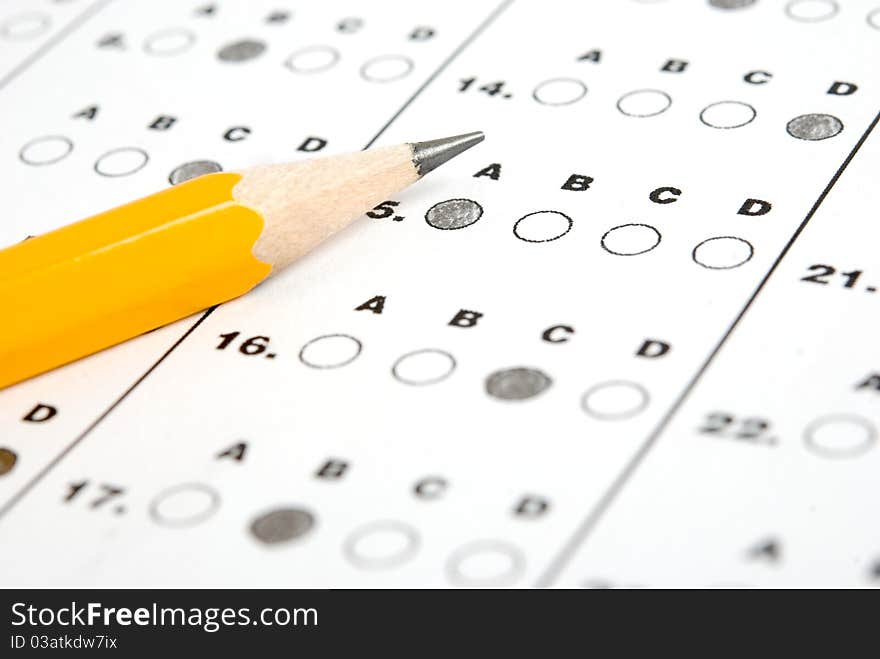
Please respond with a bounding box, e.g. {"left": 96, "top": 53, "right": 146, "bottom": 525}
{"left": 235, "top": 144, "right": 418, "bottom": 270}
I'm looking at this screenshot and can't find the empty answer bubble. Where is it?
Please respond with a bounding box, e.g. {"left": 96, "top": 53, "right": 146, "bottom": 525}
{"left": 19, "top": 135, "right": 73, "bottom": 165}
{"left": 601, "top": 223, "right": 661, "bottom": 256}
{"left": 869, "top": 9, "right": 880, "bottom": 29}
{"left": 360, "top": 55, "right": 414, "bottom": 82}
{"left": 693, "top": 236, "right": 754, "bottom": 269}
{"left": 532, "top": 78, "right": 587, "bottom": 106}
{"left": 0, "top": 448, "right": 17, "bottom": 476}
{"left": 285, "top": 45, "right": 340, "bottom": 73}
{"left": 513, "top": 211, "right": 572, "bottom": 242}
{"left": 786, "top": 113, "right": 843, "bottom": 140}
{"left": 1, "top": 12, "right": 50, "bottom": 40}
{"left": 785, "top": 0, "right": 839, "bottom": 22}
{"left": 150, "top": 483, "right": 220, "bottom": 527}
{"left": 168, "top": 160, "right": 222, "bottom": 185}
{"left": 299, "top": 334, "right": 362, "bottom": 369}
{"left": 250, "top": 508, "right": 315, "bottom": 544}
{"left": 344, "top": 521, "right": 419, "bottom": 569}
{"left": 804, "top": 415, "right": 877, "bottom": 458}
{"left": 425, "top": 198, "right": 483, "bottom": 230}
{"left": 700, "top": 101, "right": 757, "bottom": 129}
{"left": 94, "top": 147, "right": 149, "bottom": 177}
{"left": 217, "top": 38, "right": 266, "bottom": 62}
{"left": 485, "top": 367, "right": 552, "bottom": 401}
{"left": 143, "top": 28, "right": 196, "bottom": 56}
{"left": 392, "top": 349, "right": 456, "bottom": 385}
{"left": 617, "top": 89, "right": 672, "bottom": 117}
{"left": 582, "top": 380, "right": 649, "bottom": 419}
{"left": 447, "top": 541, "right": 525, "bottom": 587}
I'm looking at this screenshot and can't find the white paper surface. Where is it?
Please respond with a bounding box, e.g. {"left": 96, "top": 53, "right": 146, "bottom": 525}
{"left": 1, "top": 0, "right": 879, "bottom": 587}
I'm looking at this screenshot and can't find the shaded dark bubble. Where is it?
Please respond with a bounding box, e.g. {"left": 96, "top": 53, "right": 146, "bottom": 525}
{"left": 218, "top": 39, "right": 266, "bottom": 62}
{"left": 485, "top": 367, "right": 552, "bottom": 400}
{"left": 250, "top": 508, "right": 315, "bottom": 544}
{"left": 786, "top": 113, "right": 843, "bottom": 140}
{"left": 168, "top": 160, "right": 222, "bottom": 185}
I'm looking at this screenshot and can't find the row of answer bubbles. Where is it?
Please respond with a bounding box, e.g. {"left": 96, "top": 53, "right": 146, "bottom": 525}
{"left": 295, "top": 343, "right": 878, "bottom": 449}
{"left": 533, "top": 85, "right": 844, "bottom": 141}
{"left": 707, "top": 0, "right": 879, "bottom": 25}
{"left": 16, "top": 105, "right": 842, "bottom": 174}
{"left": 299, "top": 336, "right": 459, "bottom": 385}
{"left": 148, "top": 415, "right": 880, "bottom": 534}
{"left": 18, "top": 142, "right": 224, "bottom": 185}
{"left": 14, "top": 142, "right": 757, "bottom": 270}
{"left": 5, "top": 1, "right": 880, "bottom": 45}
{"left": 18, "top": 138, "right": 151, "bottom": 176}
{"left": 424, "top": 201, "right": 756, "bottom": 269}
{"left": 147, "top": 427, "right": 876, "bottom": 584}
{"left": 16, "top": 144, "right": 211, "bottom": 187}
{"left": 296, "top": 336, "right": 652, "bottom": 420}
{"left": 205, "top": 495, "right": 526, "bottom": 585}
{"left": 146, "top": 486, "right": 526, "bottom": 585}
{"left": 140, "top": 29, "right": 416, "bottom": 82}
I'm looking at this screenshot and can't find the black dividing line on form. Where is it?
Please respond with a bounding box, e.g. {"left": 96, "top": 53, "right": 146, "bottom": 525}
{"left": 536, "top": 108, "right": 880, "bottom": 588}
{"left": 0, "top": 1, "right": 512, "bottom": 521}
{"left": 0, "top": 308, "right": 217, "bottom": 521}
{"left": 364, "top": 0, "right": 513, "bottom": 148}
{"left": 0, "top": 0, "right": 115, "bottom": 91}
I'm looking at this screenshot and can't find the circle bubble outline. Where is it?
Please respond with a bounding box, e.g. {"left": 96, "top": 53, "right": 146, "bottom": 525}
{"left": 94, "top": 146, "right": 150, "bottom": 177}
{"left": 785, "top": 0, "right": 840, "bottom": 22}
{"left": 513, "top": 210, "right": 573, "bottom": 243}
{"left": 803, "top": 414, "right": 877, "bottom": 459}
{"left": 149, "top": 482, "right": 221, "bottom": 528}
{"left": 532, "top": 77, "right": 588, "bottom": 107}
{"left": 298, "top": 333, "right": 363, "bottom": 369}
{"left": 391, "top": 348, "right": 457, "bottom": 386}
{"left": 284, "top": 45, "right": 341, "bottom": 73}
{"left": 581, "top": 379, "right": 650, "bottom": 420}
{"left": 359, "top": 54, "right": 415, "bottom": 83}
{"left": 446, "top": 539, "right": 526, "bottom": 587}
{"left": 692, "top": 235, "right": 754, "bottom": 270}
{"left": 616, "top": 89, "right": 672, "bottom": 118}
{"left": 699, "top": 100, "right": 757, "bottom": 129}
{"left": 143, "top": 28, "right": 197, "bottom": 56}
{"left": 343, "top": 520, "right": 420, "bottom": 570}
{"left": 601, "top": 223, "right": 661, "bottom": 256}
{"left": 19, "top": 135, "right": 74, "bottom": 166}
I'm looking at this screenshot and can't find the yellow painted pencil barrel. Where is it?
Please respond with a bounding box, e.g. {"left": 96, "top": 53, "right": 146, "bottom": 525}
{"left": 0, "top": 133, "right": 484, "bottom": 389}
{"left": 1, "top": 173, "right": 271, "bottom": 388}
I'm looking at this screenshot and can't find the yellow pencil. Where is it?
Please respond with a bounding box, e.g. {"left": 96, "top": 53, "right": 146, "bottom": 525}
{"left": 1, "top": 132, "right": 484, "bottom": 389}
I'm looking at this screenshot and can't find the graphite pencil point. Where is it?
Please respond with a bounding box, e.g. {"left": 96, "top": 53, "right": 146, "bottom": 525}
{"left": 410, "top": 131, "right": 485, "bottom": 176}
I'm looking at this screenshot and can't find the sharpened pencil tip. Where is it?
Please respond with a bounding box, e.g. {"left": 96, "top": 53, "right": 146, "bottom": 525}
{"left": 410, "top": 131, "right": 485, "bottom": 176}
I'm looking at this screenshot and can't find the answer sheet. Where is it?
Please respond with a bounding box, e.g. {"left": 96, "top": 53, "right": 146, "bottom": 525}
{"left": 1, "top": 0, "right": 879, "bottom": 587}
